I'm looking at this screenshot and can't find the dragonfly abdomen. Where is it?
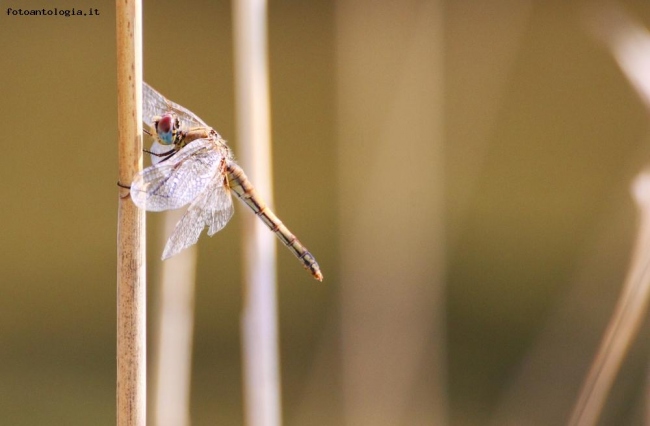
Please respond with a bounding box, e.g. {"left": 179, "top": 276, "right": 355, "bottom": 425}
{"left": 226, "top": 162, "right": 323, "bottom": 281}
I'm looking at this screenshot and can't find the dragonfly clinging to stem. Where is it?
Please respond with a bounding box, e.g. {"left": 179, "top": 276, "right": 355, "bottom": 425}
{"left": 128, "top": 82, "right": 323, "bottom": 281}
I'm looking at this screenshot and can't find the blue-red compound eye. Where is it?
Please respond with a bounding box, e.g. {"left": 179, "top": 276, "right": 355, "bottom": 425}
{"left": 157, "top": 114, "right": 173, "bottom": 134}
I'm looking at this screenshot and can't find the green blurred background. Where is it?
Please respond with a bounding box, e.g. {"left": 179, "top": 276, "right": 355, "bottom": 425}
{"left": 3, "top": 0, "right": 650, "bottom": 425}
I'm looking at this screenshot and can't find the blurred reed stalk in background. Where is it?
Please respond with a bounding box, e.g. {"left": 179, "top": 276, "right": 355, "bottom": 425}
{"left": 115, "top": 0, "right": 146, "bottom": 425}
{"left": 568, "top": 5, "right": 650, "bottom": 425}
{"left": 233, "top": 0, "right": 282, "bottom": 425}
{"left": 337, "top": 1, "right": 447, "bottom": 424}
{"left": 152, "top": 209, "right": 198, "bottom": 426}
{"left": 568, "top": 172, "right": 650, "bottom": 426}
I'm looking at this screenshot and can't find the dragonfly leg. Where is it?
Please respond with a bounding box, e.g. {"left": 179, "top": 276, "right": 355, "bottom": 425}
{"left": 117, "top": 181, "right": 131, "bottom": 199}
{"left": 143, "top": 148, "right": 176, "bottom": 163}
{"left": 144, "top": 147, "right": 175, "bottom": 157}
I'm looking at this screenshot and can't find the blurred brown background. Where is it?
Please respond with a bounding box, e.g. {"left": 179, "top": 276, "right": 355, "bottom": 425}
{"left": 3, "top": 0, "right": 650, "bottom": 425}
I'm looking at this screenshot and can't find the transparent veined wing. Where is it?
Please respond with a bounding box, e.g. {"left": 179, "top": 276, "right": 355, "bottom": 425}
{"left": 130, "top": 139, "right": 224, "bottom": 211}
{"left": 143, "top": 82, "right": 209, "bottom": 130}
{"left": 148, "top": 139, "right": 173, "bottom": 166}
{"left": 162, "top": 179, "right": 234, "bottom": 259}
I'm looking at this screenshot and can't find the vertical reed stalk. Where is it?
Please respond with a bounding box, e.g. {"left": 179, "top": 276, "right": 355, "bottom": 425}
{"left": 568, "top": 172, "right": 650, "bottom": 426}
{"left": 569, "top": 7, "right": 650, "bottom": 424}
{"left": 337, "top": 1, "right": 447, "bottom": 424}
{"left": 233, "top": 0, "right": 282, "bottom": 425}
{"left": 116, "top": 0, "right": 145, "bottom": 425}
{"left": 152, "top": 210, "right": 197, "bottom": 426}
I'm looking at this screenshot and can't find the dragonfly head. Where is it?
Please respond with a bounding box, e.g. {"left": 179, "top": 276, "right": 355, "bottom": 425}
{"left": 153, "top": 113, "right": 181, "bottom": 145}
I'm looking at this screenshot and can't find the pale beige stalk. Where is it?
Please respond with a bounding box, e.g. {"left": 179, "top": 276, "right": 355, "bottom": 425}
{"left": 152, "top": 210, "right": 197, "bottom": 426}
{"left": 568, "top": 7, "right": 650, "bottom": 425}
{"left": 233, "top": 0, "right": 282, "bottom": 425}
{"left": 116, "top": 0, "right": 146, "bottom": 425}
{"left": 337, "top": 1, "right": 448, "bottom": 424}
{"left": 568, "top": 172, "right": 650, "bottom": 426}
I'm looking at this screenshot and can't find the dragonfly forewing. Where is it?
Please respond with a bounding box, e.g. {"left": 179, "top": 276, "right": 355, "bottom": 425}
{"left": 130, "top": 138, "right": 224, "bottom": 211}
{"left": 143, "top": 82, "right": 208, "bottom": 130}
{"left": 148, "top": 140, "right": 173, "bottom": 166}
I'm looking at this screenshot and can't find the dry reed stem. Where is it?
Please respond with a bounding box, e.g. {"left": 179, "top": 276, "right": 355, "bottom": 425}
{"left": 233, "top": 0, "right": 282, "bottom": 425}
{"left": 337, "top": 1, "right": 447, "bottom": 424}
{"left": 568, "top": 172, "right": 650, "bottom": 426}
{"left": 152, "top": 210, "right": 197, "bottom": 426}
{"left": 116, "top": 0, "right": 145, "bottom": 424}
{"left": 566, "top": 6, "right": 650, "bottom": 425}
{"left": 584, "top": 3, "right": 650, "bottom": 110}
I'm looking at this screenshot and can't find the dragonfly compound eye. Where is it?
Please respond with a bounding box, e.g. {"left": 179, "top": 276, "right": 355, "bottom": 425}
{"left": 155, "top": 114, "right": 175, "bottom": 145}
{"left": 157, "top": 114, "right": 173, "bottom": 133}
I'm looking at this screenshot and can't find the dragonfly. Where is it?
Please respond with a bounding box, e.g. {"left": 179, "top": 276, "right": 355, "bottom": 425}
{"left": 128, "top": 82, "right": 323, "bottom": 281}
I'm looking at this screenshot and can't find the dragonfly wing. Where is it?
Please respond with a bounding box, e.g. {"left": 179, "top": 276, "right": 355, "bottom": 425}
{"left": 207, "top": 185, "right": 234, "bottom": 236}
{"left": 143, "top": 82, "right": 170, "bottom": 129}
{"left": 148, "top": 140, "right": 173, "bottom": 166}
{"left": 143, "top": 82, "right": 209, "bottom": 130}
{"left": 161, "top": 202, "right": 207, "bottom": 260}
{"left": 161, "top": 178, "right": 233, "bottom": 259}
{"left": 130, "top": 139, "right": 223, "bottom": 211}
